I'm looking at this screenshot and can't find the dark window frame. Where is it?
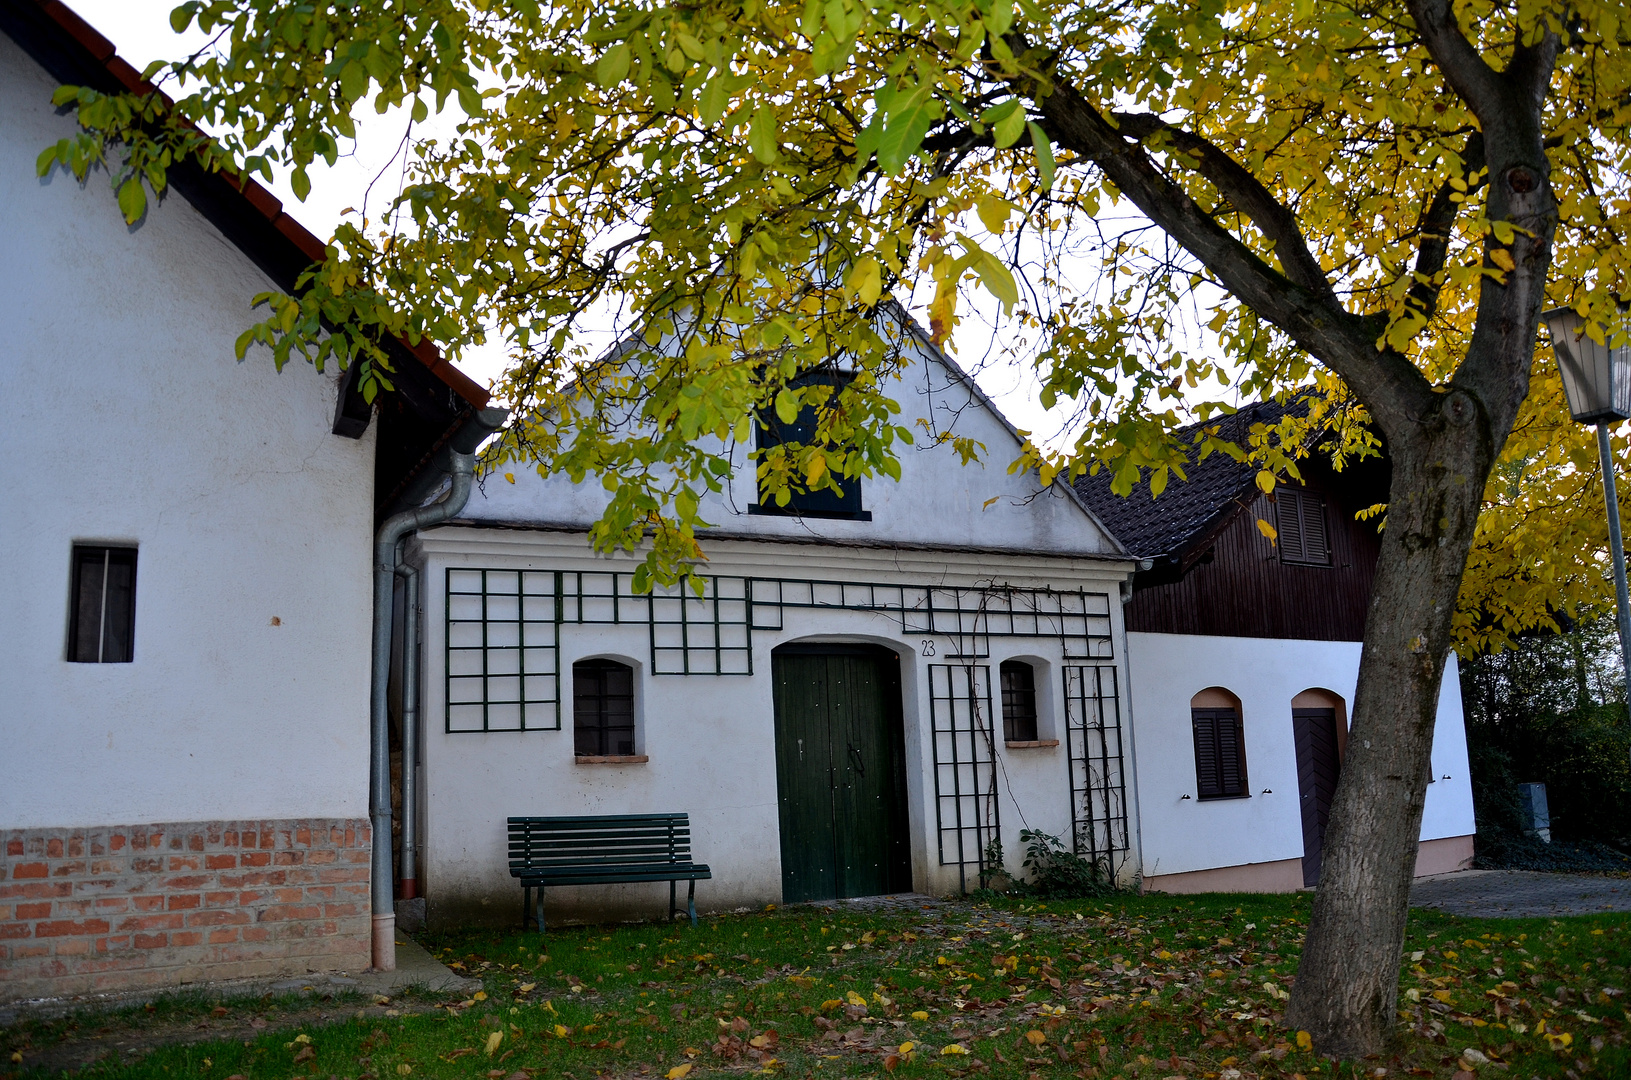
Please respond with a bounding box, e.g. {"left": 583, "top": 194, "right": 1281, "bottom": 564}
{"left": 999, "top": 660, "right": 1040, "bottom": 742}
{"left": 1191, "top": 705, "right": 1249, "bottom": 799}
{"left": 572, "top": 658, "right": 637, "bottom": 757}
{"left": 1276, "top": 488, "right": 1331, "bottom": 566}
{"left": 751, "top": 371, "right": 872, "bottom": 521}
{"left": 67, "top": 545, "right": 137, "bottom": 664}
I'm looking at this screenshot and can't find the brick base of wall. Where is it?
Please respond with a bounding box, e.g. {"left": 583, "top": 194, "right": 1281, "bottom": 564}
{"left": 1, "top": 818, "right": 371, "bottom": 1002}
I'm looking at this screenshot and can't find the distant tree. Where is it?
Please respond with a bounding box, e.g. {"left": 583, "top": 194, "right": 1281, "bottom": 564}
{"left": 43, "top": 0, "right": 1631, "bottom": 1056}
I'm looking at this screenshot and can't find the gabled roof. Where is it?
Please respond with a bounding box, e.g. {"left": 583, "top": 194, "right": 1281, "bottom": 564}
{"left": 1071, "top": 398, "right": 1297, "bottom": 561}
{"left": 0, "top": 0, "right": 488, "bottom": 414}
{"left": 1, "top": 0, "right": 493, "bottom": 513}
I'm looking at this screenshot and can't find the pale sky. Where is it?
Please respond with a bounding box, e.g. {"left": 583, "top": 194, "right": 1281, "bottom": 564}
{"left": 64, "top": 1, "right": 1178, "bottom": 450}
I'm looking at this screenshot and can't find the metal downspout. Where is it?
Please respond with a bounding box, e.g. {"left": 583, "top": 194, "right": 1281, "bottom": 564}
{"left": 396, "top": 561, "right": 421, "bottom": 900}
{"left": 370, "top": 452, "right": 475, "bottom": 971}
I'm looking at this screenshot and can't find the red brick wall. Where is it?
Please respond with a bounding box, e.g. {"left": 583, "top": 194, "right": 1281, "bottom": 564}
{"left": 0, "top": 818, "right": 371, "bottom": 1002}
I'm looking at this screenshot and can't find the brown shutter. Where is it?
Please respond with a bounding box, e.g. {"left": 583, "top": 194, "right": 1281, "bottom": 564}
{"left": 1192, "top": 707, "right": 1247, "bottom": 799}
{"left": 1301, "top": 492, "right": 1330, "bottom": 563}
{"left": 1276, "top": 494, "right": 1305, "bottom": 561}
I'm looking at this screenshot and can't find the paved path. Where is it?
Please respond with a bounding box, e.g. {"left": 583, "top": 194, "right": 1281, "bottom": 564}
{"left": 1410, "top": 869, "right": 1631, "bottom": 918}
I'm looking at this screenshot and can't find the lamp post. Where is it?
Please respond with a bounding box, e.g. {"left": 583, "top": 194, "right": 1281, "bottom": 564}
{"left": 1543, "top": 306, "right": 1631, "bottom": 714}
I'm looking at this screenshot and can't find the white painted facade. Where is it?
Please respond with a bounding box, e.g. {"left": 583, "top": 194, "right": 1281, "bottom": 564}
{"left": 406, "top": 341, "right": 1142, "bottom": 924}
{"left": 1127, "top": 631, "right": 1475, "bottom": 882}
{"left": 0, "top": 28, "right": 376, "bottom": 830}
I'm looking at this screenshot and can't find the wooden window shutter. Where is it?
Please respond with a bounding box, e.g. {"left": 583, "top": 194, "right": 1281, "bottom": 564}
{"left": 1192, "top": 707, "right": 1248, "bottom": 799}
{"left": 1277, "top": 489, "right": 1330, "bottom": 565}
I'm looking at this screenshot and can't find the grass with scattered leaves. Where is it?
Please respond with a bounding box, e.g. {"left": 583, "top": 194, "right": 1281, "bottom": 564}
{"left": 5, "top": 891, "right": 1630, "bottom": 1079}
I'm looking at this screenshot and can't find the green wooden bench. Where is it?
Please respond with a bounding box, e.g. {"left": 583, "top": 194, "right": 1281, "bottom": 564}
{"left": 507, "top": 813, "right": 712, "bottom": 933}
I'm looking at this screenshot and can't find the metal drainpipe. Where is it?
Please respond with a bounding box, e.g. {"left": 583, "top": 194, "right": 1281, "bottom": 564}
{"left": 370, "top": 451, "right": 475, "bottom": 971}
{"left": 395, "top": 559, "right": 421, "bottom": 900}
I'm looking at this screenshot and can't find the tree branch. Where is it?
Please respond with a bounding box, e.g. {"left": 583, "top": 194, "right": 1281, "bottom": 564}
{"left": 1034, "top": 76, "right": 1436, "bottom": 426}
{"left": 1109, "top": 111, "right": 1334, "bottom": 301}
{"left": 1407, "top": 131, "right": 1485, "bottom": 321}
{"left": 1406, "top": 0, "right": 1506, "bottom": 123}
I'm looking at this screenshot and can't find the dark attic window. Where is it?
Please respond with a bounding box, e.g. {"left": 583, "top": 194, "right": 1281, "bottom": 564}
{"left": 68, "top": 545, "right": 137, "bottom": 663}
{"left": 1000, "top": 660, "right": 1039, "bottom": 742}
{"left": 1276, "top": 487, "right": 1330, "bottom": 566}
{"left": 573, "top": 659, "right": 636, "bottom": 757}
{"left": 751, "top": 372, "right": 871, "bottom": 521}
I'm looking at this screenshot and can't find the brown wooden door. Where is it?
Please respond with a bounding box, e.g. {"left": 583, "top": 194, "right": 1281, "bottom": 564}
{"left": 1292, "top": 708, "right": 1342, "bottom": 887}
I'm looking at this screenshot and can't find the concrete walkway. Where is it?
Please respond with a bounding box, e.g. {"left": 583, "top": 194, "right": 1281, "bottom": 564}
{"left": 1410, "top": 869, "right": 1631, "bottom": 918}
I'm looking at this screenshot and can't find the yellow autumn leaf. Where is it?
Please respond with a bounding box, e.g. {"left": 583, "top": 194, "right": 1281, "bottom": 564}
{"left": 899, "top": 1042, "right": 914, "bottom": 1054}
{"left": 1296, "top": 1031, "right": 1313, "bottom": 1051}
{"left": 396, "top": 1066, "right": 412, "bottom": 1076}
{"left": 941, "top": 1043, "right": 969, "bottom": 1055}
{"left": 666, "top": 1065, "right": 694, "bottom": 1080}
{"left": 1490, "top": 248, "right": 1516, "bottom": 272}
{"left": 846, "top": 990, "right": 867, "bottom": 1006}
{"left": 505, "top": 473, "right": 515, "bottom": 483}
{"left": 845, "top": 258, "right": 883, "bottom": 306}
{"left": 553, "top": 1024, "right": 569, "bottom": 1038}
{"left": 485, "top": 1031, "right": 504, "bottom": 1056}
{"left": 1025, "top": 1030, "right": 1046, "bottom": 1045}
{"left": 473, "top": 991, "right": 488, "bottom": 1001}
{"left": 1256, "top": 518, "right": 1277, "bottom": 545}
{"left": 911, "top": 1010, "right": 929, "bottom": 1020}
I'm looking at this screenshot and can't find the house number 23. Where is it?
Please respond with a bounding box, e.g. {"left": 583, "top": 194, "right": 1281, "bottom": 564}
{"left": 920, "top": 639, "right": 936, "bottom": 656}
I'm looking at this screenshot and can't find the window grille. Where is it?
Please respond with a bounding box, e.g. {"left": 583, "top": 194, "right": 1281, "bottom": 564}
{"left": 1276, "top": 489, "right": 1330, "bottom": 565}
{"left": 1063, "top": 665, "right": 1129, "bottom": 863}
{"left": 573, "top": 659, "right": 636, "bottom": 755}
{"left": 999, "top": 660, "right": 1039, "bottom": 742}
{"left": 560, "top": 571, "right": 751, "bottom": 675}
{"left": 445, "top": 569, "right": 560, "bottom": 731}
{"left": 67, "top": 545, "right": 137, "bottom": 663}
{"left": 1192, "top": 707, "right": 1249, "bottom": 798}
{"left": 928, "top": 663, "right": 1000, "bottom": 892}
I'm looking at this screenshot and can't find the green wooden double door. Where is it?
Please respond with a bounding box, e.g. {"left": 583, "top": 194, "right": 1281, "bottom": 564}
{"left": 772, "top": 645, "right": 912, "bottom": 903}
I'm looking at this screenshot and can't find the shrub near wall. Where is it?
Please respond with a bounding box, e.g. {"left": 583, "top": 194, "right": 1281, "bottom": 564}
{"left": 0, "top": 819, "right": 371, "bottom": 1002}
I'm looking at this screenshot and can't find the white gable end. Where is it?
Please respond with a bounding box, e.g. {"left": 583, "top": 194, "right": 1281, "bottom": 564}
{"left": 465, "top": 316, "right": 1121, "bottom": 558}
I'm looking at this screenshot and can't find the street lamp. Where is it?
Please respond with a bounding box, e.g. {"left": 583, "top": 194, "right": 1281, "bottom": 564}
{"left": 1544, "top": 306, "right": 1631, "bottom": 715}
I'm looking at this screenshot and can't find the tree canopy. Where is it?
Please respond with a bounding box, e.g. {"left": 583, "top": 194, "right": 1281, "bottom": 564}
{"left": 43, "top": 0, "right": 1628, "bottom": 627}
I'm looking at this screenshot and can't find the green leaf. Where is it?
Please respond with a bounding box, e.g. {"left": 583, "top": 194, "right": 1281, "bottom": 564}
{"left": 339, "top": 60, "right": 369, "bottom": 103}
{"left": 116, "top": 177, "right": 147, "bottom": 224}
{"left": 168, "top": 3, "right": 197, "bottom": 33}
{"left": 875, "top": 82, "right": 936, "bottom": 174}
{"left": 1028, "top": 122, "right": 1055, "bottom": 190}
{"left": 597, "top": 43, "right": 630, "bottom": 87}
{"left": 35, "top": 143, "right": 58, "bottom": 178}
{"left": 982, "top": 99, "right": 1026, "bottom": 149}
{"left": 411, "top": 97, "right": 428, "bottom": 123}
{"left": 700, "top": 78, "right": 728, "bottom": 127}
{"left": 749, "top": 106, "right": 780, "bottom": 164}
{"left": 955, "top": 234, "right": 1018, "bottom": 312}
{"left": 775, "top": 388, "right": 800, "bottom": 424}
{"left": 984, "top": 0, "right": 1014, "bottom": 37}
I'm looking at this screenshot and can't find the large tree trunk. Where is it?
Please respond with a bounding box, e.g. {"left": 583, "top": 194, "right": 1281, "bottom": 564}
{"left": 1284, "top": 391, "right": 1495, "bottom": 1055}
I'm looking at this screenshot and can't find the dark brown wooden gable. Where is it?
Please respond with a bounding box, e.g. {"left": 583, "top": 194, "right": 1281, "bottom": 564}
{"left": 1123, "top": 463, "right": 1383, "bottom": 641}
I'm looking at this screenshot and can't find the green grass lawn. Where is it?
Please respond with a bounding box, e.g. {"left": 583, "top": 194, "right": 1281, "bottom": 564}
{"left": 5, "top": 892, "right": 1629, "bottom": 1079}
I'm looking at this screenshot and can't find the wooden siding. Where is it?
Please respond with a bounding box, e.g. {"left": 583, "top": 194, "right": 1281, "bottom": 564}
{"left": 1124, "top": 468, "right": 1382, "bottom": 641}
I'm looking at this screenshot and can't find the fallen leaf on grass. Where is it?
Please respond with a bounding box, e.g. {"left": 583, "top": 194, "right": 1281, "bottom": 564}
{"left": 485, "top": 1031, "right": 504, "bottom": 1056}
{"left": 292, "top": 1045, "right": 316, "bottom": 1064}
{"left": 666, "top": 1066, "right": 693, "bottom": 1080}
{"left": 942, "top": 1043, "right": 969, "bottom": 1055}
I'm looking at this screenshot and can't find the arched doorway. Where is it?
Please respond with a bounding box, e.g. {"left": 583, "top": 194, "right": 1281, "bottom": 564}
{"left": 772, "top": 643, "right": 911, "bottom": 902}
{"left": 1291, "top": 688, "right": 1348, "bottom": 887}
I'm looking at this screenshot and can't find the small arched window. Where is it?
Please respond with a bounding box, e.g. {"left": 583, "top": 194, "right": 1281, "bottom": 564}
{"left": 573, "top": 659, "right": 635, "bottom": 757}
{"left": 1000, "top": 660, "right": 1039, "bottom": 742}
{"left": 1191, "top": 688, "right": 1248, "bottom": 799}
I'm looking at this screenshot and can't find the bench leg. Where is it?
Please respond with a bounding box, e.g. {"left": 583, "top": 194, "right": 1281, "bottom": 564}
{"left": 536, "top": 887, "right": 547, "bottom": 937}
{"left": 687, "top": 879, "right": 697, "bottom": 928}
{"left": 522, "top": 885, "right": 532, "bottom": 931}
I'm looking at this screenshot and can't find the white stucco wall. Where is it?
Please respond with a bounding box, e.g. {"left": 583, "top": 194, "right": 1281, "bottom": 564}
{"left": 409, "top": 529, "right": 1137, "bottom": 924}
{"left": 1126, "top": 631, "right": 1476, "bottom": 879}
{"left": 466, "top": 325, "right": 1120, "bottom": 559}
{"left": 0, "top": 30, "right": 376, "bottom": 828}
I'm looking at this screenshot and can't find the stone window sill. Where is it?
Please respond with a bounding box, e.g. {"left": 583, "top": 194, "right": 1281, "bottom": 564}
{"left": 1004, "top": 739, "right": 1059, "bottom": 749}
{"left": 574, "top": 755, "right": 649, "bottom": 764}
